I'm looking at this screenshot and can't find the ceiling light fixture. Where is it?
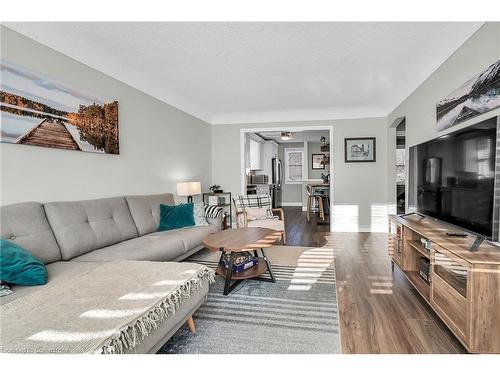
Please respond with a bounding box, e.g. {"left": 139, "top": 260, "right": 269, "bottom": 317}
{"left": 281, "top": 131, "right": 293, "bottom": 141}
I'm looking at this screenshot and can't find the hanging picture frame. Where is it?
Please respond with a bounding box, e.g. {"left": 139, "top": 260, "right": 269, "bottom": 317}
{"left": 344, "top": 137, "right": 376, "bottom": 162}
{"left": 436, "top": 58, "right": 500, "bottom": 131}
{"left": 312, "top": 153, "right": 326, "bottom": 169}
{"left": 1, "top": 59, "right": 119, "bottom": 154}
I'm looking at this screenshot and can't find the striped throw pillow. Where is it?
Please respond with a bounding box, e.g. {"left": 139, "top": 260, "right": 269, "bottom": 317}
{"left": 204, "top": 205, "right": 224, "bottom": 218}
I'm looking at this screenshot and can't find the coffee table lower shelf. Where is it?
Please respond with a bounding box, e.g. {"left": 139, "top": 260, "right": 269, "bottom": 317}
{"left": 216, "top": 254, "right": 276, "bottom": 295}
{"left": 216, "top": 257, "right": 268, "bottom": 280}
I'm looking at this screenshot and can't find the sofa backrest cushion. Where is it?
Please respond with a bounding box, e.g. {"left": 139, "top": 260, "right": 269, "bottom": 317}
{"left": 125, "top": 193, "right": 175, "bottom": 236}
{"left": 44, "top": 197, "right": 138, "bottom": 260}
{"left": 0, "top": 202, "right": 62, "bottom": 264}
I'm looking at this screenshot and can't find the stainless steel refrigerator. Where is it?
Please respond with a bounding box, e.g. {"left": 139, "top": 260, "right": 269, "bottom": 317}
{"left": 271, "top": 157, "right": 282, "bottom": 208}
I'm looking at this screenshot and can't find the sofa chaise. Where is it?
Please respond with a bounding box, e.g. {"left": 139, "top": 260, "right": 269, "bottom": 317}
{"left": 0, "top": 193, "right": 221, "bottom": 354}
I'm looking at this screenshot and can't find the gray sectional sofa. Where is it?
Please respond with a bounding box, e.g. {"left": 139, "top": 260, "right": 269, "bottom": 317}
{"left": 0, "top": 193, "right": 221, "bottom": 353}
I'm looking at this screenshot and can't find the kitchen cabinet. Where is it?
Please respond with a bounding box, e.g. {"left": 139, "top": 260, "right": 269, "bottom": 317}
{"left": 249, "top": 137, "right": 262, "bottom": 170}
{"left": 262, "top": 140, "right": 279, "bottom": 179}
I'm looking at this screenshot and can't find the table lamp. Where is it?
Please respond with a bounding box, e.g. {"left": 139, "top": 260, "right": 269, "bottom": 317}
{"left": 177, "top": 181, "right": 201, "bottom": 203}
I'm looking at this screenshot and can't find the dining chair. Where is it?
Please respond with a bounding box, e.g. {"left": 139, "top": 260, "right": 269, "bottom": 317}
{"left": 306, "top": 185, "right": 325, "bottom": 222}
{"left": 233, "top": 194, "right": 286, "bottom": 244}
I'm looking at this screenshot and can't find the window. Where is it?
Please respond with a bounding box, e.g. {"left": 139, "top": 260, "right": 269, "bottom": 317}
{"left": 285, "top": 148, "right": 305, "bottom": 184}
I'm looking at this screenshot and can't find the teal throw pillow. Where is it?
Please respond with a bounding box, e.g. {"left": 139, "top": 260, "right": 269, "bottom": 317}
{"left": 158, "top": 203, "right": 195, "bottom": 232}
{"left": 0, "top": 239, "right": 48, "bottom": 286}
{"left": 193, "top": 203, "right": 209, "bottom": 227}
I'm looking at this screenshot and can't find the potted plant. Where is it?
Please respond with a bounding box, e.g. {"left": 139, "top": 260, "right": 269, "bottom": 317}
{"left": 209, "top": 185, "right": 223, "bottom": 193}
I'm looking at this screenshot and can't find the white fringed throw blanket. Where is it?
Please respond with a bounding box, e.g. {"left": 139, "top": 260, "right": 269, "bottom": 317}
{"left": 0, "top": 261, "right": 214, "bottom": 354}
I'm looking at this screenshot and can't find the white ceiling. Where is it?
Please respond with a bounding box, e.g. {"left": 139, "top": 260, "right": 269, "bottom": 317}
{"left": 3, "top": 22, "right": 483, "bottom": 124}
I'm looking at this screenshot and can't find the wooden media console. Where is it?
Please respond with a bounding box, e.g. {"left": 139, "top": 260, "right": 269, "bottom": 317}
{"left": 388, "top": 213, "right": 500, "bottom": 353}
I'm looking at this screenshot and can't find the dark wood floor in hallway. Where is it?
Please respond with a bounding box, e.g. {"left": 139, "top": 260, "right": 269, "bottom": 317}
{"left": 282, "top": 207, "right": 466, "bottom": 354}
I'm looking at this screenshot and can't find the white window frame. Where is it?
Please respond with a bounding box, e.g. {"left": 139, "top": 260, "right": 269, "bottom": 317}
{"left": 284, "top": 148, "right": 305, "bottom": 184}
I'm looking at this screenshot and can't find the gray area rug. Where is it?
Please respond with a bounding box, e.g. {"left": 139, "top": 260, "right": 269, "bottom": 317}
{"left": 158, "top": 245, "right": 341, "bottom": 354}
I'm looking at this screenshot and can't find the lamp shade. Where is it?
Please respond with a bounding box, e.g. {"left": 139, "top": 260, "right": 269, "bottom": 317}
{"left": 177, "top": 181, "right": 201, "bottom": 197}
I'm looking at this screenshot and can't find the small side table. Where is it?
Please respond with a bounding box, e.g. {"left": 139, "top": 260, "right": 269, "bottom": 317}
{"left": 202, "top": 191, "right": 232, "bottom": 229}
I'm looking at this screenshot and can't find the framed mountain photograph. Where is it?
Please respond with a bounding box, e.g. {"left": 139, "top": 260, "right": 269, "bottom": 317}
{"left": 345, "top": 137, "right": 376, "bottom": 163}
{"left": 436, "top": 58, "right": 500, "bottom": 131}
{"left": 0, "top": 59, "right": 119, "bottom": 154}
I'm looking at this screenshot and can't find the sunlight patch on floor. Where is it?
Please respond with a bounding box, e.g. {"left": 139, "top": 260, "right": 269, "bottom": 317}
{"left": 288, "top": 247, "right": 334, "bottom": 291}
{"left": 368, "top": 274, "right": 394, "bottom": 295}
{"left": 331, "top": 204, "right": 359, "bottom": 232}
{"left": 370, "top": 204, "right": 389, "bottom": 233}
{"left": 369, "top": 288, "right": 393, "bottom": 294}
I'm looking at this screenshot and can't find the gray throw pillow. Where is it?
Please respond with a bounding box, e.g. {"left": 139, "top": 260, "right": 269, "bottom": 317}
{"left": 193, "top": 203, "right": 209, "bottom": 227}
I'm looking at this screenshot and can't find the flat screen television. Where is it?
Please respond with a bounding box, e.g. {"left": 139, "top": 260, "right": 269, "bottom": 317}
{"left": 409, "top": 117, "right": 498, "bottom": 239}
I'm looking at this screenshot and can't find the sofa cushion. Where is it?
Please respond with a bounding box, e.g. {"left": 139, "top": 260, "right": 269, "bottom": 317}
{"left": 125, "top": 193, "right": 175, "bottom": 236}
{"left": 0, "top": 202, "right": 61, "bottom": 264}
{"left": 44, "top": 197, "right": 138, "bottom": 260}
{"left": 149, "top": 224, "right": 219, "bottom": 251}
{"left": 0, "top": 261, "right": 100, "bottom": 306}
{"left": 72, "top": 224, "right": 219, "bottom": 262}
{"left": 71, "top": 231, "right": 186, "bottom": 262}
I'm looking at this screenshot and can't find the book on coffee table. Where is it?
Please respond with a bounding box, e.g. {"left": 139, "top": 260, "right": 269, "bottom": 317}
{"left": 220, "top": 251, "right": 258, "bottom": 273}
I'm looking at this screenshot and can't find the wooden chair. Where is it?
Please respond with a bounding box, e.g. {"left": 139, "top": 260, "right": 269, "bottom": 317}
{"left": 233, "top": 194, "right": 286, "bottom": 245}
{"left": 306, "top": 185, "right": 326, "bottom": 222}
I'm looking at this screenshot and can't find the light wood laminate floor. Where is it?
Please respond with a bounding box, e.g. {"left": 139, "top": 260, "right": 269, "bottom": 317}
{"left": 283, "top": 207, "right": 466, "bottom": 354}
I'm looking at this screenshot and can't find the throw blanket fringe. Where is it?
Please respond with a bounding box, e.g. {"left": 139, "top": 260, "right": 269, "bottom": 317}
{"left": 101, "top": 267, "right": 215, "bottom": 354}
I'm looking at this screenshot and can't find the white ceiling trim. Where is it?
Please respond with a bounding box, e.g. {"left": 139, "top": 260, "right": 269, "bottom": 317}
{"left": 210, "top": 105, "right": 387, "bottom": 125}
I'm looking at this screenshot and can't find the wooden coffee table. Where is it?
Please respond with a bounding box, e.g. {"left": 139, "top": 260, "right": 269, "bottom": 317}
{"left": 203, "top": 227, "right": 282, "bottom": 295}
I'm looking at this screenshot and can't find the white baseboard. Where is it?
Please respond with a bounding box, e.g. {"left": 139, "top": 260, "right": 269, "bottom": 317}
{"left": 281, "top": 202, "right": 302, "bottom": 207}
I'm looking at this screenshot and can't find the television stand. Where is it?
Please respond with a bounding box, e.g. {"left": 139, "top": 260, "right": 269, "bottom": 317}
{"left": 388, "top": 213, "right": 500, "bottom": 353}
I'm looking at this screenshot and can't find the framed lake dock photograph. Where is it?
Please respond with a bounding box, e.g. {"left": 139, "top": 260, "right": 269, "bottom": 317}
{"left": 436, "top": 58, "right": 500, "bottom": 131}
{"left": 0, "top": 59, "right": 119, "bottom": 154}
{"left": 345, "top": 137, "right": 376, "bottom": 162}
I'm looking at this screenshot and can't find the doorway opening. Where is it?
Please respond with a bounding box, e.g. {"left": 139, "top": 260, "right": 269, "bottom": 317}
{"left": 240, "top": 126, "right": 334, "bottom": 232}
{"left": 396, "top": 119, "right": 406, "bottom": 214}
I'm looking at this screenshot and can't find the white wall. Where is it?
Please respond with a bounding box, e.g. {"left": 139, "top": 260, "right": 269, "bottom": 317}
{"left": 307, "top": 141, "right": 329, "bottom": 180}
{"left": 387, "top": 22, "right": 500, "bottom": 210}
{"left": 0, "top": 26, "right": 212, "bottom": 205}
{"left": 211, "top": 118, "right": 388, "bottom": 232}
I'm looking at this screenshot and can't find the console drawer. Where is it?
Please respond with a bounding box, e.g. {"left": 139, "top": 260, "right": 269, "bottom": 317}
{"left": 431, "top": 272, "right": 467, "bottom": 342}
